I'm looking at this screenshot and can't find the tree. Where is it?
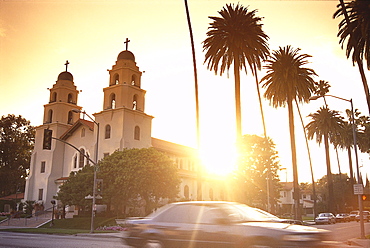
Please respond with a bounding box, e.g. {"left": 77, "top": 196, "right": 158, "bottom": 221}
{"left": 0, "top": 114, "right": 35, "bottom": 197}
{"left": 99, "top": 148, "right": 180, "bottom": 215}
{"left": 233, "top": 134, "right": 281, "bottom": 212}
{"left": 334, "top": 0, "right": 370, "bottom": 114}
{"left": 306, "top": 107, "right": 345, "bottom": 213}
{"left": 260, "top": 45, "right": 317, "bottom": 220}
{"left": 56, "top": 165, "right": 94, "bottom": 208}
{"left": 203, "top": 3, "right": 269, "bottom": 143}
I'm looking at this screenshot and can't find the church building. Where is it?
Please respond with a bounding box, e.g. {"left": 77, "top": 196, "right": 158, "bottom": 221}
{"left": 24, "top": 43, "right": 228, "bottom": 210}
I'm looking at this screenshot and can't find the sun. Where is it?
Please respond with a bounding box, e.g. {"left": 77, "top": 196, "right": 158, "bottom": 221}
{"left": 199, "top": 141, "right": 238, "bottom": 177}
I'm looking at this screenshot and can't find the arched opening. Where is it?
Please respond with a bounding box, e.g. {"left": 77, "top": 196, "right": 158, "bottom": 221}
{"left": 51, "top": 92, "right": 57, "bottom": 103}
{"left": 184, "top": 185, "right": 189, "bottom": 200}
{"left": 68, "top": 93, "right": 73, "bottom": 104}
{"left": 134, "top": 126, "right": 140, "bottom": 140}
{"left": 67, "top": 111, "right": 73, "bottom": 124}
{"left": 79, "top": 148, "right": 85, "bottom": 168}
{"left": 131, "top": 74, "right": 137, "bottom": 86}
{"left": 105, "top": 125, "right": 111, "bottom": 139}
{"left": 132, "top": 94, "right": 138, "bottom": 110}
{"left": 73, "top": 155, "right": 77, "bottom": 169}
{"left": 47, "top": 109, "right": 53, "bottom": 123}
{"left": 109, "top": 93, "right": 116, "bottom": 109}
{"left": 111, "top": 74, "right": 119, "bottom": 86}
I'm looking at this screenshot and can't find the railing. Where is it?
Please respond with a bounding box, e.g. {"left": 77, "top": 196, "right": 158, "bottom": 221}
{"left": 2, "top": 206, "right": 54, "bottom": 226}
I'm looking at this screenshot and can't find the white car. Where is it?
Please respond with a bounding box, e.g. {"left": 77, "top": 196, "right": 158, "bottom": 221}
{"left": 315, "top": 213, "right": 336, "bottom": 224}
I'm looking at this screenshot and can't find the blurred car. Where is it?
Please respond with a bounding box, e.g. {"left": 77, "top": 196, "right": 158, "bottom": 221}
{"left": 123, "top": 201, "right": 331, "bottom": 248}
{"left": 355, "top": 211, "right": 370, "bottom": 222}
{"left": 349, "top": 210, "right": 359, "bottom": 221}
{"left": 335, "top": 213, "right": 350, "bottom": 222}
{"left": 315, "top": 213, "right": 336, "bottom": 224}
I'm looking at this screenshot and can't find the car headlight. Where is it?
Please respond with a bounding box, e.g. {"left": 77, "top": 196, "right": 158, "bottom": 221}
{"left": 283, "top": 234, "right": 318, "bottom": 242}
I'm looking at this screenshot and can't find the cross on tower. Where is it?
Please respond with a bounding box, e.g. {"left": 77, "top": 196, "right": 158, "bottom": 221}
{"left": 65, "top": 60, "right": 69, "bottom": 71}
{"left": 124, "top": 38, "right": 130, "bottom": 50}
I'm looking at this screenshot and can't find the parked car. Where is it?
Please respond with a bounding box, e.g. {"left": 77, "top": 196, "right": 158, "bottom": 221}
{"left": 349, "top": 210, "right": 359, "bottom": 221}
{"left": 123, "top": 201, "right": 331, "bottom": 248}
{"left": 355, "top": 211, "right": 370, "bottom": 222}
{"left": 335, "top": 213, "right": 350, "bottom": 222}
{"left": 315, "top": 213, "right": 336, "bottom": 224}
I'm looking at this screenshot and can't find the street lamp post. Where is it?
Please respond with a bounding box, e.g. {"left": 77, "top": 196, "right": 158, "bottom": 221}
{"left": 310, "top": 95, "right": 365, "bottom": 239}
{"left": 72, "top": 109, "right": 99, "bottom": 233}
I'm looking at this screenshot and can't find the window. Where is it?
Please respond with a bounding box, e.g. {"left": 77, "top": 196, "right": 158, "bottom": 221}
{"left": 73, "top": 155, "right": 77, "bottom": 169}
{"left": 51, "top": 92, "right": 57, "bottom": 102}
{"left": 67, "top": 111, "right": 73, "bottom": 124}
{"left": 184, "top": 185, "right": 189, "bottom": 200}
{"left": 40, "top": 161, "right": 46, "bottom": 173}
{"left": 79, "top": 148, "right": 85, "bottom": 168}
{"left": 111, "top": 74, "right": 119, "bottom": 85}
{"left": 131, "top": 74, "right": 137, "bottom": 86}
{"left": 105, "top": 125, "right": 111, "bottom": 139}
{"left": 47, "top": 109, "right": 53, "bottom": 123}
{"left": 109, "top": 93, "right": 116, "bottom": 109}
{"left": 68, "top": 93, "right": 73, "bottom": 103}
{"left": 38, "top": 189, "right": 43, "bottom": 201}
{"left": 81, "top": 128, "right": 85, "bottom": 137}
{"left": 132, "top": 94, "right": 138, "bottom": 110}
{"left": 134, "top": 126, "right": 140, "bottom": 140}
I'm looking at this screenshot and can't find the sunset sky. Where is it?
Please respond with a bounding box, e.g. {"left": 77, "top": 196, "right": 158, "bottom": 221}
{"left": 1, "top": 0, "right": 370, "bottom": 183}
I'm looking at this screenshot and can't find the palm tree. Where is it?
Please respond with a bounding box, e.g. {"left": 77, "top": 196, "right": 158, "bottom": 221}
{"left": 203, "top": 3, "right": 269, "bottom": 144}
{"left": 306, "top": 107, "right": 345, "bottom": 213}
{"left": 260, "top": 45, "right": 317, "bottom": 220}
{"left": 333, "top": 0, "right": 370, "bottom": 114}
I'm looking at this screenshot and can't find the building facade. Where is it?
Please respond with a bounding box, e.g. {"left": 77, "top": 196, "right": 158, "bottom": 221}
{"left": 25, "top": 47, "right": 227, "bottom": 210}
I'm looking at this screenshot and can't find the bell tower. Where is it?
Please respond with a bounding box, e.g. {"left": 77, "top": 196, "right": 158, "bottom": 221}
{"left": 95, "top": 39, "right": 153, "bottom": 157}
{"left": 44, "top": 61, "right": 81, "bottom": 125}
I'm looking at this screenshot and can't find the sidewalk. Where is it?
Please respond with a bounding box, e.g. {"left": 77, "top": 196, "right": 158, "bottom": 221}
{"left": 0, "top": 211, "right": 52, "bottom": 228}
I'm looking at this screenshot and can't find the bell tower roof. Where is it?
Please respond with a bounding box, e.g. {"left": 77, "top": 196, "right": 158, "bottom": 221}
{"left": 57, "top": 71, "right": 73, "bottom": 81}
{"left": 117, "top": 50, "right": 135, "bottom": 62}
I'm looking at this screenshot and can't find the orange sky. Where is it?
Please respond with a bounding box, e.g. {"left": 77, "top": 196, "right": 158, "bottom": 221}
{"left": 1, "top": 0, "right": 369, "bottom": 183}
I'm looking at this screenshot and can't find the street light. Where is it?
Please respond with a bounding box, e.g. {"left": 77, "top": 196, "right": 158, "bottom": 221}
{"left": 310, "top": 95, "right": 365, "bottom": 239}
{"left": 72, "top": 109, "right": 99, "bottom": 233}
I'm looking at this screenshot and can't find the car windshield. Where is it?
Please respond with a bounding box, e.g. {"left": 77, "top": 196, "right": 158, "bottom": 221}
{"left": 220, "top": 203, "right": 281, "bottom": 222}
{"left": 318, "top": 213, "right": 330, "bottom": 217}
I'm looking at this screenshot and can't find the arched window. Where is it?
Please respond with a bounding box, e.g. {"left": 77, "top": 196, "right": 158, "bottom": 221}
{"left": 184, "top": 185, "right": 189, "bottom": 200}
{"left": 134, "top": 126, "right": 140, "bottom": 140}
{"left": 110, "top": 74, "right": 119, "bottom": 86}
{"left": 67, "top": 111, "right": 73, "bottom": 124}
{"left": 47, "top": 109, "right": 53, "bottom": 123}
{"left": 209, "top": 188, "right": 214, "bottom": 201}
{"left": 68, "top": 93, "right": 73, "bottom": 104}
{"left": 109, "top": 93, "right": 116, "bottom": 109}
{"left": 132, "top": 94, "right": 138, "bottom": 110}
{"left": 73, "top": 155, "right": 77, "bottom": 169}
{"left": 81, "top": 128, "right": 85, "bottom": 137}
{"left": 79, "top": 148, "right": 85, "bottom": 168}
{"left": 105, "top": 125, "right": 111, "bottom": 139}
{"left": 131, "top": 74, "right": 137, "bottom": 86}
{"left": 51, "top": 92, "right": 57, "bottom": 102}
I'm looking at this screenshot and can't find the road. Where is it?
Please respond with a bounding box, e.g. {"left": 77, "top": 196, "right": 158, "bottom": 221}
{"left": 0, "top": 221, "right": 368, "bottom": 248}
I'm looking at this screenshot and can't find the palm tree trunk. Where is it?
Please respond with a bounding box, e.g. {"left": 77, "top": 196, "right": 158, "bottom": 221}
{"left": 184, "top": 0, "right": 202, "bottom": 200}
{"left": 347, "top": 147, "right": 354, "bottom": 184}
{"left": 295, "top": 99, "right": 317, "bottom": 218}
{"left": 324, "top": 135, "right": 335, "bottom": 213}
{"left": 234, "top": 59, "right": 242, "bottom": 145}
{"left": 287, "top": 100, "right": 300, "bottom": 220}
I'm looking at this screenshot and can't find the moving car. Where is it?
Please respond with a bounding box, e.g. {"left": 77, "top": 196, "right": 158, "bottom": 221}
{"left": 123, "top": 201, "right": 331, "bottom": 248}
{"left": 315, "top": 213, "right": 336, "bottom": 224}
{"left": 335, "top": 213, "right": 350, "bottom": 222}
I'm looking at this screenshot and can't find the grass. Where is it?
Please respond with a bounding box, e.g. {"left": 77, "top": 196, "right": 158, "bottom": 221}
{"left": 1, "top": 216, "right": 120, "bottom": 235}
